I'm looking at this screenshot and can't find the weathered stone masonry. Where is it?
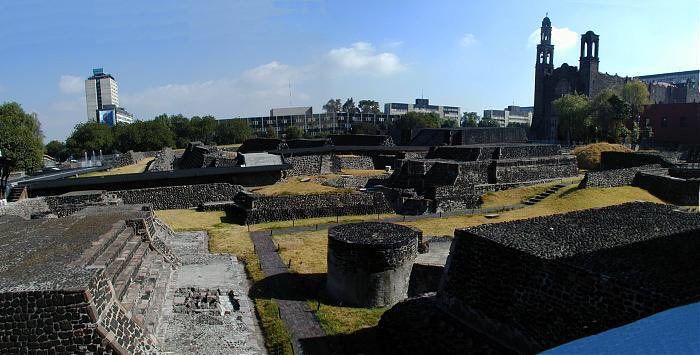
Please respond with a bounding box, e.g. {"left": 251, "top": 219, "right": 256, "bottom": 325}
{"left": 113, "top": 183, "right": 243, "bottom": 210}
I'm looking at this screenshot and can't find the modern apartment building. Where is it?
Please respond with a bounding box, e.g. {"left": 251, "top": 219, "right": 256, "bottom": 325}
{"left": 483, "top": 105, "right": 533, "bottom": 127}
{"left": 223, "top": 106, "right": 402, "bottom": 136}
{"left": 384, "top": 98, "right": 460, "bottom": 121}
{"left": 85, "top": 68, "right": 134, "bottom": 125}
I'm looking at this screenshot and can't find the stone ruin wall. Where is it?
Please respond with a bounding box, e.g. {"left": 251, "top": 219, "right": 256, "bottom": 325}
{"left": 228, "top": 191, "right": 392, "bottom": 224}
{"left": 113, "top": 183, "right": 242, "bottom": 210}
{"left": 326, "top": 223, "right": 420, "bottom": 307}
{"left": 600, "top": 151, "right": 675, "bottom": 169}
{"left": 0, "top": 198, "right": 49, "bottom": 219}
{"left": 147, "top": 148, "right": 177, "bottom": 172}
{"left": 333, "top": 155, "right": 375, "bottom": 171}
{"left": 111, "top": 150, "right": 158, "bottom": 169}
{"left": 493, "top": 155, "right": 578, "bottom": 184}
{"left": 578, "top": 165, "right": 662, "bottom": 188}
{"left": 634, "top": 170, "right": 699, "bottom": 205}
{"left": 0, "top": 272, "right": 154, "bottom": 354}
{"left": 437, "top": 230, "right": 687, "bottom": 352}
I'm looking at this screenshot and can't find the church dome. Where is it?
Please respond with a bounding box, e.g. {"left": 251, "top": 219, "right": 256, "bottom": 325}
{"left": 542, "top": 16, "right": 551, "bottom": 27}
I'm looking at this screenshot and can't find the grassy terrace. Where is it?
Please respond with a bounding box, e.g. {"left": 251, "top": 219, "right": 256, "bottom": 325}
{"left": 77, "top": 157, "right": 155, "bottom": 177}
{"left": 157, "top": 180, "right": 665, "bottom": 348}
{"left": 251, "top": 170, "right": 388, "bottom": 196}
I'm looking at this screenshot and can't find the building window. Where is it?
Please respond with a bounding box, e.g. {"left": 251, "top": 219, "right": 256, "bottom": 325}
{"left": 661, "top": 117, "right": 668, "bottom": 127}
{"left": 680, "top": 117, "right": 687, "bottom": 127}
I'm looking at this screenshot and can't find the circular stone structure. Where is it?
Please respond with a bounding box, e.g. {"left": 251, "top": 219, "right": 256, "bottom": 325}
{"left": 326, "top": 222, "right": 421, "bottom": 307}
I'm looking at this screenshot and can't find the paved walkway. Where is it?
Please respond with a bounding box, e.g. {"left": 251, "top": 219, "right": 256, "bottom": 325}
{"left": 250, "top": 231, "right": 329, "bottom": 355}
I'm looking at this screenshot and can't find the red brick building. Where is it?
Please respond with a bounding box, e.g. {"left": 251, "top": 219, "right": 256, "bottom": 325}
{"left": 642, "top": 103, "right": 700, "bottom": 145}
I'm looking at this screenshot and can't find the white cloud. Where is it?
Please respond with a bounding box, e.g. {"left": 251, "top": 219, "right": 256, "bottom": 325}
{"left": 528, "top": 26, "right": 579, "bottom": 50}
{"left": 59, "top": 75, "right": 83, "bottom": 94}
{"left": 120, "top": 61, "right": 310, "bottom": 119}
{"left": 459, "top": 33, "right": 477, "bottom": 47}
{"left": 327, "top": 42, "right": 404, "bottom": 76}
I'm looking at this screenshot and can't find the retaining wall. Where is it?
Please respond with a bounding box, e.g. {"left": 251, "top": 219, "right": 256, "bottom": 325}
{"left": 579, "top": 165, "right": 662, "bottom": 188}
{"left": 634, "top": 171, "right": 699, "bottom": 205}
{"left": 227, "top": 191, "right": 392, "bottom": 224}
{"left": 114, "top": 183, "right": 243, "bottom": 210}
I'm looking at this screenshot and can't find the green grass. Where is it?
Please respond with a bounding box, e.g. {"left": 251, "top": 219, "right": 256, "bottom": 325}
{"left": 311, "top": 302, "right": 387, "bottom": 335}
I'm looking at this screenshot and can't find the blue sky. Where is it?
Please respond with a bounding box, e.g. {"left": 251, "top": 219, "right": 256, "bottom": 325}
{"left": 1, "top": 0, "right": 699, "bottom": 141}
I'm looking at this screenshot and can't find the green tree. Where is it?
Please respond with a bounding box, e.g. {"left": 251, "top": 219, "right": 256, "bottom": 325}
{"left": 323, "top": 99, "right": 342, "bottom": 113}
{"left": 284, "top": 125, "right": 304, "bottom": 139}
{"left": 478, "top": 118, "right": 499, "bottom": 127}
{"left": 266, "top": 125, "right": 278, "bottom": 138}
{"left": 508, "top": 122, "right": 530, "bottom": 128}
{"left": 552, "top": 93, "right": 592, "bottom": 143}
{"left": 66, "top": 121, "right": 114, "bottom": 155}
{"left": 189, "top": 115, "right": 217, "bottom": 144}
{"left": 342, "top": 98, "right": 358, "bottom": 113}
{"left": 215, "top": 119, "right": 253, "bottom": 144}
{"left": 461, "top": 112, "right": 479, "bottom": 127}
{"left": 621, "top": 79, "right": 651, "bottom": 122}
{"left": 441, "top": 119, "right": 458, "bottom": 128}
{"left": 0, "top": 102, "right": 44, "bottom": 172}
{"left": 358, "top": 100, "right": 381, "bottom": 114}
{"left": 351, "top": 122, "right": 379, "bottom": 135}
{"left": 394, "top": 112, "right": 443, "bottom": 130}
{"left": 45, "top": 140, "right": 69, "bottom": 161}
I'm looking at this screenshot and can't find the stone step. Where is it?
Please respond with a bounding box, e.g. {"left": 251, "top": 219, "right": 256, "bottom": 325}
{"left": 82, "top": 222, "right": 128, "bottom": 267}
{"left": 523, "top": 201, "right": 536, "bottom": 205}
{"left": 104, "top": 233, "right": 143, "bottom": 283}
{"left": 113, "top": 242, "right": 150, "bottom": 301}
{"left": 554, "top": 184, "right": 566, "bottom": 188}
{"left": 92, "top": 228, "right": 135, "bottom": 268}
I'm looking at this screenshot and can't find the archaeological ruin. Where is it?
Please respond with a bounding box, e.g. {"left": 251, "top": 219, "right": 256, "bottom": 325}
{"left": 380, "top": 203, "right": 700, "bottom": 353}
{"left": 326, "top": 222, "right": 420, "bottom": 307}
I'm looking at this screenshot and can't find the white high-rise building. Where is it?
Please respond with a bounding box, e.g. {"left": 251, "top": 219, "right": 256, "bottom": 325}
{"left": 85, "top": 68, "right": 133, "bottom": 125}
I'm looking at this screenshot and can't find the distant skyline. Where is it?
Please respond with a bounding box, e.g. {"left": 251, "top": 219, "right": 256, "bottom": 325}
{"left": 1, "top": 0, "right": 699, "bottom": 141}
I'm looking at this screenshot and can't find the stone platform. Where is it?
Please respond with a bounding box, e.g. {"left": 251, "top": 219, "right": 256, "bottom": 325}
{"left": 156, "top": 231, "right": 265, "bottom": 354}
{"left": 381, "top": 202, "right": 700, "bottom": 353}
{"left": 0, "top": 205, "right": 175, "bottom": 353}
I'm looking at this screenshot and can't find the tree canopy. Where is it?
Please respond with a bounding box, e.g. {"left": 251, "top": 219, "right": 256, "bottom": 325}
{"left": 478, "top": 118, "right": 499, "bottom": 127}
{"left": 461, "top": 112, "right": 479, "bottom": 127}
{"left": 0, "top": 102, "right": 44, "bottom": 172}
{"left": 358, "top": 99, "right": 381, "bottom": 114}
{"left": 393, "top": 112, "right": 443, "bottom": 130}
{"left": 323, "top": 99, "right": 342, "bottom": 113}
{"left": 284, "top": 125, "right": 303, "bottom": 139}
{"left": 553, "top": 93, "right": 592, "bottom": 143}
{"left": 215, "top": 119, "right": 253, "bottom": 144}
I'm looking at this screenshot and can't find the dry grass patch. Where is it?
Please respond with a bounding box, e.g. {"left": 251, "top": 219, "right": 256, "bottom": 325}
{"left": 261, "top": 213, "right": 397, "bottom": 230}
{"left": 253, "top": 176, "right": 352, "bottom": 196}
{"left": 312, "top": 303, "right": 387, "bottom": 336}
{"left": 401, "top": 185, "right": 664, "bottom": 236}
{"left": 573, "top": 143, "right": 630, "bottom": 170}
{"left": 480, "top": 176, "right": 583, "bottom": 208}
{"left": 273, "top": 230, "right": 328, "bottom": 274}
{"left": 155, "top": 209, "right": 226, "bottom": 231}
{"left": 78, "top": 157, "right": 155, "bottom": 177}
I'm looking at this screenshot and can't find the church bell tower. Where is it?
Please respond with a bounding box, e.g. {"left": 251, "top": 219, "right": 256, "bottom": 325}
{"left": 532, "top": 15, "right": 555, "bottom": 141}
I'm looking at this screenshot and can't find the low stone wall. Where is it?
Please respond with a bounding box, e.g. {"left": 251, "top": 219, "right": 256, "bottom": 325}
{"left": 323, "top": 175, "right": 389, "bottom": 188}
{"left": 112, "top": 150, "right": 146, "bottom": 168}
{"left": 284, "top": 154, "right": 333, "bottom": 176}
{"left": 494, "top": 155, "right": 578, "bottom": 184}
{"left": 600, "top": 151, "right": 675, "bottom": 169}
{"left": 0, "top": 198, "right": 49, "bottom": 219}
{"left": 579, "top": 165, "right": 662, "bottom": 188}
{"left": 114, "top": 183, "right": 243, "bottom": 210}
{"left": 634, "top": 170, "right": 699, "bottom": 205}
{"left": 333, "top": 155, "right": 374, "bottom": 170}
{"left": 227, "top": 191, "right": 392, "bottom": 224}
{"left": 148, "top": 148, "right": 176, "bottom": 172}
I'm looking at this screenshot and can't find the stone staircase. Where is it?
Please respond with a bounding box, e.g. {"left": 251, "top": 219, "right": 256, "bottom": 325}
{"left": 82, "top": 215, "right": 177, "bottom": 350}
{"left": 522, "top": 183, "right": 567, "bottom": 206}
{"left": 6, "top": 186, "right": 26, "bottom": 202}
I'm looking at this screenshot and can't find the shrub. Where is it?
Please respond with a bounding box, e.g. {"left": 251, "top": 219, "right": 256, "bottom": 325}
{"left": 573, "top": 143, "right": 631, "bottom": 170}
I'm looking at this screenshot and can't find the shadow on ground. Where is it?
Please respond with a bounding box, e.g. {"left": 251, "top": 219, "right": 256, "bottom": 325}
{"left": 249, "top": 272, "right": 326, "bottom": 301}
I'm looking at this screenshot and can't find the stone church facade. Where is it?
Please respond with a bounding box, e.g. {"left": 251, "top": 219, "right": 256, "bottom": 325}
{"left": 531, "top": 16, "right": 700, "bottom": 141}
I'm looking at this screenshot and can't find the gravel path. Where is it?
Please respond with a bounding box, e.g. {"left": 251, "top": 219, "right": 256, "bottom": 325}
{"left": 250, "top": 231, "right": 329, "bottom": 355}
